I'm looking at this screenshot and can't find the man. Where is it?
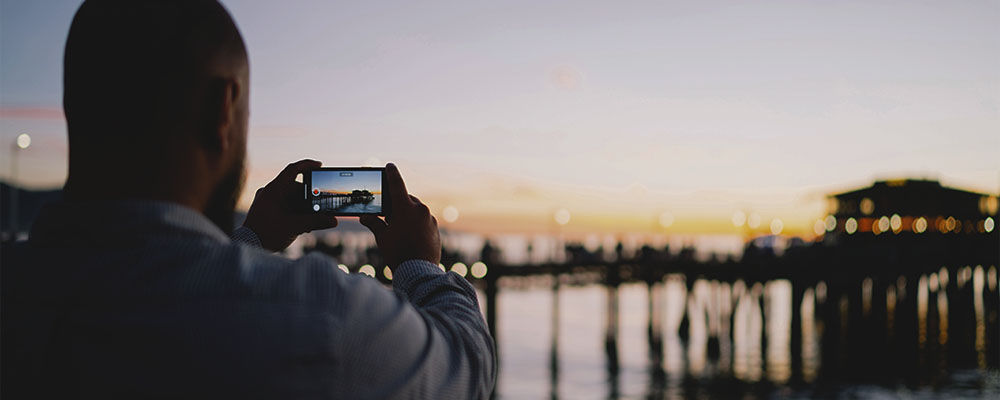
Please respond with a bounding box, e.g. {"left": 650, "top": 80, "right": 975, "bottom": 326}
{"left": 0, "top": 0, "right": 496, "bottom": 398}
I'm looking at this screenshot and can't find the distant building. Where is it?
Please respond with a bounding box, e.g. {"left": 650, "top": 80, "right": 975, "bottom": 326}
{"left": 824, "top": 179, "right": 997, "bottom": 236}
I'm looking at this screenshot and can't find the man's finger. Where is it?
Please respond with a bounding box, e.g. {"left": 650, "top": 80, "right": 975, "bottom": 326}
{"left": 276, "top": 159, "right": 322, "bottom": 183}
{"left": 359, "top": 215, "right": 387, "bottom": 238}
{"left": 384, "top": 163, "right": 411, "bottom": 207}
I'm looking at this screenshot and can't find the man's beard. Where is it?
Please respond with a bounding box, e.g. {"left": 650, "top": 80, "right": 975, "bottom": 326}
{"left": 205, "top": 157, "right": 246, "bottom": 235}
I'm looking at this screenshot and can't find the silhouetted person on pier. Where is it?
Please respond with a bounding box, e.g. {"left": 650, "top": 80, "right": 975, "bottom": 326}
{"left": 0, "top": 1, "right": 495, "bottom": 398}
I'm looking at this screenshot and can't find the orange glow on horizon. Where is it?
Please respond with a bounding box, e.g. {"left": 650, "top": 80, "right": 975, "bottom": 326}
{"left": 434, "top": 210, "right": 816, "bottom": 238}
{"left": 317, "top": 190, "right": 382, "bottom": 195}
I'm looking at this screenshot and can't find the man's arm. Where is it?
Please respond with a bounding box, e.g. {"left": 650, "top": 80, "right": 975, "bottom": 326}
{"left": 242, "top": 161, "right": 495, "bottom": 396}
{"left": 324, "top": 258, "right": 495, "bottom": 399}
{"left": 231, "top": 225, "right": 262, "bottom": 248}
{"left": 353, "top": 163, "right": 496, "bottom": 398}
{"left": 391, "top": 260, "right": 496, "bottom": 396}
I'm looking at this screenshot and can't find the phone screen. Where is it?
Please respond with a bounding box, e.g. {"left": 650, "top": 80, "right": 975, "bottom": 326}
{"left": 306, "top": 167, "right": 388, "bottom": 216}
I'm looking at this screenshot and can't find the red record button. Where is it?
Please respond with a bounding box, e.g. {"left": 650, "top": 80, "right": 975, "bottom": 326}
{"left": 312, "top": 188, "right": 320, "bottom": 196}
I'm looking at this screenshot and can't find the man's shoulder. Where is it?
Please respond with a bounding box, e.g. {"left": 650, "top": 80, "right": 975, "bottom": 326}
{"left": 3, "top": 235, "right": 351, "bottom": 305}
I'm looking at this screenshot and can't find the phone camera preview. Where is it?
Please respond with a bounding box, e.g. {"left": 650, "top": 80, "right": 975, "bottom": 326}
{"left": 307, "top": 167, "right": 385, "bottom": 216}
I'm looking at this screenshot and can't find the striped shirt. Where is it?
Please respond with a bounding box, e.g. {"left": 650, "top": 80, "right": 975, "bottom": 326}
{"left": 1, "top": 200, "right": 495, "bottom": 399}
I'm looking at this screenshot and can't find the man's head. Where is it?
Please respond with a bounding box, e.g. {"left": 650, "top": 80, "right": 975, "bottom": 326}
{"left": 63, "top": 0, "right": 249, "bottom": 232}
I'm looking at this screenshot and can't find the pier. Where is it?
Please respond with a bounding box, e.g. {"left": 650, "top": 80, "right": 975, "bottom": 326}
{"left": 329, "top": 230, "right": 999, "bottom": 397}
{"left": 312, "top": 190, "right": 375, "bottom": 211}
{"left": 479, "top": 240, "right": 997, "bottom": 396}
{"left": 305, "top": 179, "right": 999, "bottom": 397}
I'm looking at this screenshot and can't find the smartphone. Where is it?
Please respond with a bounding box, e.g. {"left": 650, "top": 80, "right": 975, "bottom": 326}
{"left": 305, "top": 167, "right": 390, "bottom": 216}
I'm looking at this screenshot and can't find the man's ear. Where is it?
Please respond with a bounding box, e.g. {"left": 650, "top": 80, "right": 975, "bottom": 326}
{"left": 204, "top": 77, "right": 241, "bottom": 155}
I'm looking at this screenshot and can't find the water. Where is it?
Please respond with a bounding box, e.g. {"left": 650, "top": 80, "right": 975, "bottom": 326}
{"left": 480, "top": 273, "right": 1000, "bottom": 399}
{"left": 312, "top": 194, "right": 383, "bottom": 214}
{"left": 337, "top": 194, "right": 382, "bottom": 214}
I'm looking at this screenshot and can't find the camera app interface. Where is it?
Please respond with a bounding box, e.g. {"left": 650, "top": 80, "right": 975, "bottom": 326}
{"left": 310, "top": 170, "right": 383, "bottom": 214}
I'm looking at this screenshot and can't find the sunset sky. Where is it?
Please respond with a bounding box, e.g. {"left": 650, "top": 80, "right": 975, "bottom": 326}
{"left": 312, "top": 170, "right": 382, "bottom": 195}
{"left": 2, "top": 0, "right": 998, "bottom": 237}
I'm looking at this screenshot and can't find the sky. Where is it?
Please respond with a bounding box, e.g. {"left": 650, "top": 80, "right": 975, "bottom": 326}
{"left": 312, "top": 170, "right": 381, "bottom": 194}
{"left": 1, "top": 0, "right": 998, "bottom": 237}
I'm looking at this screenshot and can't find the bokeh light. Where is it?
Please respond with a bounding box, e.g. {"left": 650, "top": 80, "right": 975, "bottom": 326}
{"left": 937, "top": 217, "right": 949, "bottom": 233}
{"left": 451, "top": 262, "right": 468, "bottom": 277}
{"left": 470, "top": 262, "right": 488, "bottom": 279}
{"left": 442, "top": 205, "right": 459, "bottom": 223}
{"left": 860, "top": 198, "right": 875, "bottom": 215}
{"left": 554, "top": 209, "right": 571, "bottom": 226}
{"left": 659, "top": 212, "right": 674, "bottom": 229}
{"left": 945, "top": 217, "right": 957, "bottom": 233}
{"left": 981, "top": 196, "right": 999, "bottom": 215}
{"left": 824, "top": 215, "right": 837, "bottom": 232}
{"left": 877, "top": 216, "right": 890, "bottom": 233}
{"left": 770, "top": 219, "right": 784, "bottom": 235}
{"left": 358, "top": 264, "right": 376, "bottom": 278}
{"left": 813, "top": 219, "right": 825, "bottom": 236}
{"left": 16, "top": 133, "right": 31, "bottom": 149}
{"left": 845, "top": 218, "right": 858, "bottom": 234}
{"left": 732, "top": 211, "right": 746, "bottom": 227}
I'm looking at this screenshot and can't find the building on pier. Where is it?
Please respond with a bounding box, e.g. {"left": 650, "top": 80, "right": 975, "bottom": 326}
{"left": 824, "top": 179, "right": 997, "bottom": 237}
{"left": 350, "top": 189, "right": 375, "bottom": 203}
{"left": 818, "top": 179, "right": 998, "bottom": 267}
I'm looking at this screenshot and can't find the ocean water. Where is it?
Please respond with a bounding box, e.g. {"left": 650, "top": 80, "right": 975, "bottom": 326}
{"left": 479, "top": 277, "right": 1000, "bottom": 399}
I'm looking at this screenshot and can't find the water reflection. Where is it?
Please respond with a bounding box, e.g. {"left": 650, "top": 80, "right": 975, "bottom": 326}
{"left": 764, "top": 280, "right": 791, "bottom": 384}
{"left": 974, "top": 266, "right": 986, "bottom": 369}
{"left": 800, "top": 288, "right": 820, "bottom": 383}
{"left": 733, "top": 282, "right": 764, "bottom": 382}
{"left": 490, "top": 266, "right": 1000, "bottom": 399}
{"left": 918, "top": 274, "right": 928, "bottom": 355}
{"left": 685, "top": 281, "right": 707, "bottom": 376}
{"left": 549, "top": 278, "right": 559, "bottom": 400}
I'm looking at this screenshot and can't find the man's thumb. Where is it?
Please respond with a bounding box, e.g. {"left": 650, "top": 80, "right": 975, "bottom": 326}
{"left": 359, "top": 215, "right": 387, "bottom": 238}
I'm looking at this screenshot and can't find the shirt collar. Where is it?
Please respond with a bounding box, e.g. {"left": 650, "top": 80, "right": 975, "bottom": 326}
{"left": 29, "top": 199, "right": 231, "bottom": 245}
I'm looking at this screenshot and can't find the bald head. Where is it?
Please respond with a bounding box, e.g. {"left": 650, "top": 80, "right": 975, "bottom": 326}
{"left": 64, "top": 0, "right": 247, "bottom": 153}
{"left": 63, "top": 0, "right": 251, "bottom": 229}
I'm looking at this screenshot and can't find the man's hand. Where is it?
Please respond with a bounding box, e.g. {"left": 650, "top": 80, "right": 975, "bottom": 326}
{"left": 242, "top": 159, "right": 337, "bottom": 252}
{"left": 360, "top": 163, "right": 441, "bottom": 268}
